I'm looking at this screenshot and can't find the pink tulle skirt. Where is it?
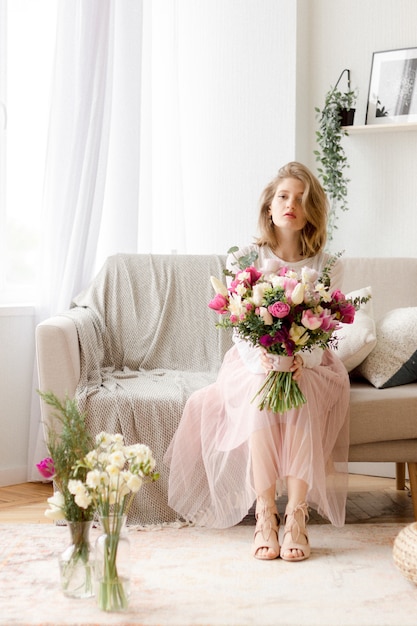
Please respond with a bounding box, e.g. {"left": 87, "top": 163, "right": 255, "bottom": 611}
{"left": 164, "top": 346, "right": 350, "bottom": 528}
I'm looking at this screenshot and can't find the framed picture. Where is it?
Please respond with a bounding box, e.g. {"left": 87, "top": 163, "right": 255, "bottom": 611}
{"left": 366, "top": 47, "right": 417, "bottom": 125}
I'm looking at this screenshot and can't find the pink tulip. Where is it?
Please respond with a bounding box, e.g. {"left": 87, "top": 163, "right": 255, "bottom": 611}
{"left": 36, "top": 457, "right": 55, "bottom": 479}
{"left": 319, "top": 309, "right": 338, "bottom": 331}
{"left": 301, "top": 309, "right": 323, "bottom": 330}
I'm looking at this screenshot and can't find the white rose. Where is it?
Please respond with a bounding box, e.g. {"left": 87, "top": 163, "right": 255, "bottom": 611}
{"left": 44, "top": 492, "right": 66, "bottom": 520}
{"left": 252, "top": 282, "right": 269, "bottom": 306}
{"left": 301, "top": 266, "right": 319, "bottom": 284}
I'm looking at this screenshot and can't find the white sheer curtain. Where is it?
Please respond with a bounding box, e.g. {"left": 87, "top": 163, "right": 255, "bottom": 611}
{"left": 38, "top": 0, "right": 116, "bottom": 318}
{"left": 27, "top": 0, "right": 274, "bottom": 479}
{"left": 27, "top": 0, "right": 119, "bottom": 479}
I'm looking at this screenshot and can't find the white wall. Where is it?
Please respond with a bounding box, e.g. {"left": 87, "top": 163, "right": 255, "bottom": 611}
{"left": 179, "top": 0, "right": 298, "bottom": 255}
{"left": 0, "top": 307, "right": 35, "bottom": 486}
{"left": 305, "top": 0, "right": 417, "bottom": 257}
{"left": 2, "top": 0, "right": 416, "bottom": 485}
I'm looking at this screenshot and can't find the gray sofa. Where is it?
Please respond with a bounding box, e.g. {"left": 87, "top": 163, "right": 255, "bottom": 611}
{"left": 36, "top": 254, "right": 417, "bottom": 524}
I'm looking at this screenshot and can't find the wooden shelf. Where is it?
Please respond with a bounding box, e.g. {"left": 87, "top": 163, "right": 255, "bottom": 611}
{"left": 342, "top": 122, "right": 417, "bottom": 134}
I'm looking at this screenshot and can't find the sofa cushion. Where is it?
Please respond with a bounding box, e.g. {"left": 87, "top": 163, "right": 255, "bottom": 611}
{"left": 331, "top": 286, "right": 376, "bottom": 372}
{"left": 357, "top": 307, "right": 417, "bottom": 388}
{"left": 349, "top": 379, "right": 417, "bottom": 445}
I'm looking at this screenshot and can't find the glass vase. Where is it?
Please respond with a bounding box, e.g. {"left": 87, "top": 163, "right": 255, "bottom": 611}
{"left": 58, "top": 520, "right": 94, "bottom": 598}
{"left": 94, "top": 514, "right": 131, "bottom": 612}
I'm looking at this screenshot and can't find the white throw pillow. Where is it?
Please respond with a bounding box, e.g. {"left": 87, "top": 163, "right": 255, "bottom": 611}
{"left": 331, "top": 286, "right": 376, "bottom": 372}
{"left": 357, "top": 307, "right": 417, "bottom": 388}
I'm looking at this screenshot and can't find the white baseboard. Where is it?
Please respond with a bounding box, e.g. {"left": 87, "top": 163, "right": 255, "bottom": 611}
{"left": 348, "top": 462, "right": 407, "bottom": 479}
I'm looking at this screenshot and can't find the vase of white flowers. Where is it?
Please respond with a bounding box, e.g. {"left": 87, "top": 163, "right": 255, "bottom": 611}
{"left": 69, "top": 432, "right": 159, "bottom": 611}
{"left": 36, "top": 392, "right": 95, "bottom": 599}
{"left": 95, "top": 514, "right": 131, "bottom": 611}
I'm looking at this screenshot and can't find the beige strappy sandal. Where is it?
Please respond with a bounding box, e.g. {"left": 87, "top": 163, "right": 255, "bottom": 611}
{"left": 252, "top": 498, "right": 280, "bottom": 560}
{"left": 280, "top": 502, "right": 310, "bottom": 562}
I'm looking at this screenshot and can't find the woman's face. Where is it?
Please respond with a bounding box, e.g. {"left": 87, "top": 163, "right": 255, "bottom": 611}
{"left": 269, "top": 177, "right": 307, "bottom": 233}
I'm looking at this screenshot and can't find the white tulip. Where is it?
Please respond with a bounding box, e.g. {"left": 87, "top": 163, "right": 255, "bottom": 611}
{"left": 291, "top": 283, "right": 305, "bottom": 305}
{"left": 210, "top": 276, "right": 228, "bottom": 296}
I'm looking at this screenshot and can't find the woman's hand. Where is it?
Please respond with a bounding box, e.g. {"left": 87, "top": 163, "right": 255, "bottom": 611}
{"left": 260, "top": 350, "right": 304, "bottom": 382}
{"left": 290, "top": 355, "right": 303, "bottom": 382}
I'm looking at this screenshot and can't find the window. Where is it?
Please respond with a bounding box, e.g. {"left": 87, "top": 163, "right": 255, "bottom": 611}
{"left": 0, "top": 0, "right": 56, "bottom": 304}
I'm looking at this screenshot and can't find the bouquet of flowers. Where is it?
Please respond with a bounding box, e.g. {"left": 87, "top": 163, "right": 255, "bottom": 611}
{"left": 209, "top": 248, "right": 368, "bottom": 413}
{"left": 69, "top": 432, "right": 159, "bottom": 611}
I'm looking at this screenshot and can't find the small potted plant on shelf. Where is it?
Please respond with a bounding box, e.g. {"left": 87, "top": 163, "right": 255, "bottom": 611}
{"left": 314, "top": 69, "right": 357, "bottom": 242}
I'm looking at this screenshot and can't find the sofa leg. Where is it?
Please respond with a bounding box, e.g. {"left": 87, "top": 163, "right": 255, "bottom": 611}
{"left": 396, "top": 462, "right": 406, "bottom": 490}
{"left": 407, "top": 462, "right": 417, "bottom": 521}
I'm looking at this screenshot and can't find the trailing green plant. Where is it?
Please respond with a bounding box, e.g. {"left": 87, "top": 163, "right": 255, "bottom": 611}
{"left": 314, "top": 69, "right": 357, "bottom": 242}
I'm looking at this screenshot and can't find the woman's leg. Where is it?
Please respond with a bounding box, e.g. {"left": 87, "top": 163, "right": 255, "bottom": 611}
{"left": 286, "top": 475, "right": 308, "bottom": 511}
{"left": 251, "top": 425, "right": 311, "bottom": 561}
{"left": 251, "top": 428, "right": 280, "bottom": 560}
{"left": 281, "top": 475, "right": 310, "bottom": 561}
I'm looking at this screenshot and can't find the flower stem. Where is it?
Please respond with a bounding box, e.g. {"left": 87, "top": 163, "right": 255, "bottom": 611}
{"left": 96, "top": 515, "right": 129, "bottom": 612}
{"left": 252, "top": 371, "right": 306, "bottom": 413}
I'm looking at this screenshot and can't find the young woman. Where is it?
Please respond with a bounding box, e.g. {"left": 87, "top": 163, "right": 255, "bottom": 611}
{"left": 165, "top": 162, "right": 350, "bottom": 561}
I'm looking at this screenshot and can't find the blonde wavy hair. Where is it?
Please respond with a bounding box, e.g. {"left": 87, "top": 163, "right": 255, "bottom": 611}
{"left": 256, "top": 162, "right": 328, "bottom": 257}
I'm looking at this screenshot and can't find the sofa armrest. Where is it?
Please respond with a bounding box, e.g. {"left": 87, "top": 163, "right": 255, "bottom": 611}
{"left": 35, "top": 315, "right": 81, "bottom": 433}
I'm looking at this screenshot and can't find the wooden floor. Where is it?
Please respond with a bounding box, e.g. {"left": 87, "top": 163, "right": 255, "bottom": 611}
{"left": 0, "top": 475, "right": 414, "bottom": 525}
{"left": 0, "top": 482, "right": 54, "bottom": 524}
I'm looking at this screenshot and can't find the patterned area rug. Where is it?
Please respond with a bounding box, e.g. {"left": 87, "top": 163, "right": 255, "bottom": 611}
{"left": 1, "top": 521, "right": 417, "bottom": 626}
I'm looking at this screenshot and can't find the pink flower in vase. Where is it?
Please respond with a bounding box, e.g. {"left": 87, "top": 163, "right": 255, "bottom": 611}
{"left": 36, "top": 457, "right": 55, "bottom": 479}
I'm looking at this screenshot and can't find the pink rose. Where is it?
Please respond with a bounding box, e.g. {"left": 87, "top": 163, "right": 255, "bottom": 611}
{"left": 331, "top": 290, "right": 356, "bottom": 324}
{"left": 338, "top": 303, "right": 356, "bottom": 324}
{"left": 230, "top": 266, "right": 262, "bottom": 292}
{"left": 268, "top": 301, "right": 291, "bottom": 318}
{"left": 331, "top": 289, "right": 345, "bottom": 302}
{"left": 208, "top": 293, "right": 229, "bottom": 314}
{"left": 36, "top": 457, "right": 55, "bottom": 479}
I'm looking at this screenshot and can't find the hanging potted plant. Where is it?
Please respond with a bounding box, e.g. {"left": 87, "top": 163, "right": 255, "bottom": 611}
{"left": 314, "top": 69, "right": 357, "bottom": 242}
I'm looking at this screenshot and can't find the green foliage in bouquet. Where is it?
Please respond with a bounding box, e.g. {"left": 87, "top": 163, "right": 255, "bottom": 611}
{"left": 37, "top": 391, "right": 95, "bottom": 522}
